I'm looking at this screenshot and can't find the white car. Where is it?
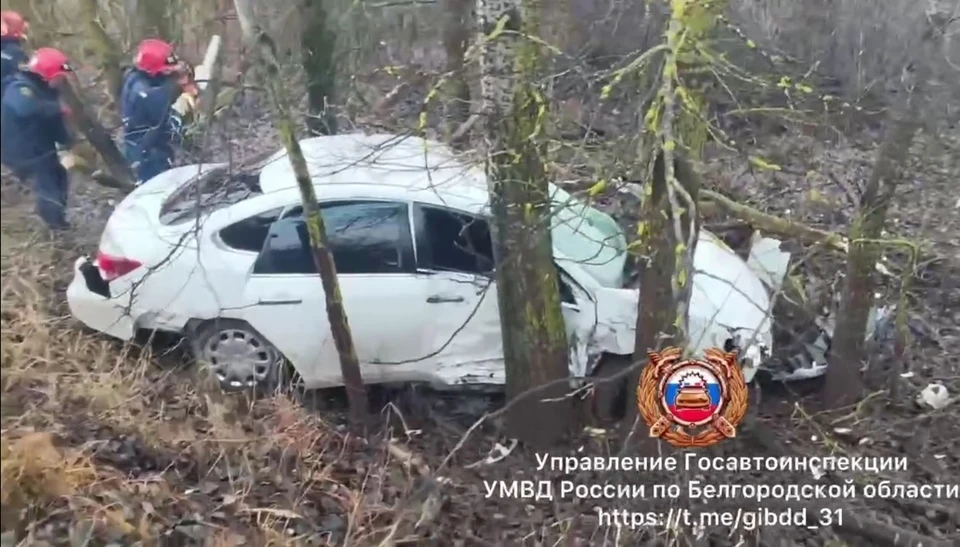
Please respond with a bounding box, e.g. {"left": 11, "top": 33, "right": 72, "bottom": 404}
{"left": 67, "top": 133, "right": 802, "bottom": 393}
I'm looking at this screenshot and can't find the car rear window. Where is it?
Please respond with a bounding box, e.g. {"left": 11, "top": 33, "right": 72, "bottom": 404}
{"left": 159, "top": 166, "right": 264, "bottom": 225}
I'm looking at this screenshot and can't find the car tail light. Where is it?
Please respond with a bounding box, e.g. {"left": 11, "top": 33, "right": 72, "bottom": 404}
{"left": 95, "top": 251, "right": 142, "bottom": 282}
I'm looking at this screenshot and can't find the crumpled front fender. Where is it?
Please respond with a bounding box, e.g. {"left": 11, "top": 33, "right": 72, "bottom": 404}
{"left": 570, "top": 233, "right": 789, "bottom": 384}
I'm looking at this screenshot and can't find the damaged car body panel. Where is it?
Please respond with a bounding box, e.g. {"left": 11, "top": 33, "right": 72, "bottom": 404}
{"left": 557, "top": 230, "right": 785, "bottom": 385}
{"left": 66, "top": 133, "right": 816, "bottom": 392}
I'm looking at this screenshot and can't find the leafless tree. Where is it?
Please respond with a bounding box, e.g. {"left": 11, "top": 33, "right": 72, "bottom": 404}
{"left": 233, "top": 0, "right": 369, "bottom": 425}
{"left": 826, "top": 13, "right": 950, "bottom": 408}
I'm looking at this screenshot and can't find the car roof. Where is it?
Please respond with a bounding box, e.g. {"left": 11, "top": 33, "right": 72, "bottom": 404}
{"left": 257, "top": 133, "right": 491, "bottom": 211}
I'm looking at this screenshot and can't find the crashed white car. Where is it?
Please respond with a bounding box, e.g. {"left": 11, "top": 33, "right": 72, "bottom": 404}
{"left": 67, "top": 133, "right": 807, "bottom": 392}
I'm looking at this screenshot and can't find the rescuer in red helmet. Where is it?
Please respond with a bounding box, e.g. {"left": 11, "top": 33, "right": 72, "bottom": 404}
{"left": 0, "top": 47, "right": 76, "bottom": 230}
{"left": 119, "top": 38, "right": 197, "bottom": 184}
{"left": 1, "top": 11, "right": 29, "bottom": 99}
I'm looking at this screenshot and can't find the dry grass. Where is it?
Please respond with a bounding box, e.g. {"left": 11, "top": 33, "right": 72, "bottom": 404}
{"left": 0, "top": 193, "right": 417, "bottom": 544}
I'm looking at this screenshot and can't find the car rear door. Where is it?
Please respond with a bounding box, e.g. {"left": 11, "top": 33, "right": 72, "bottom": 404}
{"left": 240, "top": 199, "right": 428, "bottom": 387}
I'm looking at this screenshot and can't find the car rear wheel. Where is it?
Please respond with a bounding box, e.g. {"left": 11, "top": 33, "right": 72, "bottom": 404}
{"left": 189, "top": 319, "right": 286, "bottom": 393}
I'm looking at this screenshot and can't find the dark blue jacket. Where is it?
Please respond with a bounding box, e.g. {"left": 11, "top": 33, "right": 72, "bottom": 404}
{"left": 0, "top": 72, "right": 71, "bottom": 169}
{"left": 0, "top": 37, "right": 27, "bottom": 97}
{"left": 119, "top": 68, "right": 183, "bottom": 156}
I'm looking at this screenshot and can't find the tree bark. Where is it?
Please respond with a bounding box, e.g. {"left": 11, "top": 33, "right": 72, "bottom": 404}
{"left": 442, "top": 0, "right": 473, "bottom": 145}
{"left": 77, "top": 0, "right": 124, "bottom": 106}
{"left": 621, "top": 153, "right": 700, "bottom": 432}
{"left": 825, "top": 21, "right": 941, "bottom": 409}
{"left": 620, "top": 0, "right": 713, "bottom": 442}
{"left": 700, "top": 189, "right": 849, "bottom": 251}
{"left": 61, "top": 83, "right": 136, "bottom": 190}
{"left": 233, "top": 0, "right": 368, "bottom": 425}
{"left": 825, "top": 113, "right": 922, "bottom": 408}
{"left": 136, "top": 0, "right": 177, "bottom": 43}
{"left": 477, "top": 0, "right": 572, "bottom": 447}
{"left": 301, "top": 0, "right": 338, "bottom": 135}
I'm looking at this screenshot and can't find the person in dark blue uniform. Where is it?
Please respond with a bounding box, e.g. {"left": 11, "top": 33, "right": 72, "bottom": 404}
{"left": 0, "top": 47, "right": 75, "bottom": 230}
{"left": 120, "top": 39, "right": 196, "bottom": 185}
{"left": 1, "top": 10, "right": 29, "bottom": 184}
{"left": 0, "top": 10, "right": 28, "bottom": 97}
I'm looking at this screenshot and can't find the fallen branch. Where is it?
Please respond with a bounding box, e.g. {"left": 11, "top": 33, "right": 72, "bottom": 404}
{"left": 387, "top": 441, "right": 430, "bottom": 477}
{"left": 373, "top": 82, "right": 412, "bottom": 115}
{"left": 700, "top": 189, "right": 847, "bottom": 251}
{"left": 381, "top": 442, "right": 443, "bottom": 539}
{"left": 700, "top": 188, "right": 909, "bottom": 278}
{"left": 61, "top": 83, "right": 135, "bottom": 191}
{"left": 450, "top": 113, "right": 480, "bottom": 144}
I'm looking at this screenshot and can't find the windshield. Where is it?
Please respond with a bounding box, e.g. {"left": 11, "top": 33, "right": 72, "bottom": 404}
{"left": 548, "top": 184, "right": 628, "bottom": 288}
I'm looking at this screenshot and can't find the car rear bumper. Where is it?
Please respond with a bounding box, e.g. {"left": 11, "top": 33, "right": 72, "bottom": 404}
{"left": 66, "top": 256, "right": 136, "bottom": 340}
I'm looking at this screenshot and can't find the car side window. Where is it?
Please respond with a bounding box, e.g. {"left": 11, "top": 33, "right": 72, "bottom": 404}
{"left": 253, "top": 200, "right": 414, "bottom": 275}
{"left": 252, "top": 217, "right": 312, "bottom": 274}
{"left": 218, "top": 208, "right": 284, "bottom": 252}
{"left": 414, "top": 204, "right": 494, "bottom": 274}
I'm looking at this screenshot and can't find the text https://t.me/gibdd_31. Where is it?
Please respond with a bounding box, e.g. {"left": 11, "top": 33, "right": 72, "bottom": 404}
{"left": 482, "top": 453, "right": 957, "bottom": 532}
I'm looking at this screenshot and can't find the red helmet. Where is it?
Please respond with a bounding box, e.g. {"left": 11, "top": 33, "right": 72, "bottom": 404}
{"left": 134, "top": 39, "right": 180, "bottom": 76}
{"left": 27, "top": 48, "right": 73, "bottom": 83}
{"left": 1, "top": 10, "right": 28, "bottom": 39}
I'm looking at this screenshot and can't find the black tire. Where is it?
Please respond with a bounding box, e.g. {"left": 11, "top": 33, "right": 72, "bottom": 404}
{"left": 590, "top": 353, "right": 633, "bottom": 423}
{"left": 189, "top": 318, "right": 290, "bottom": 394}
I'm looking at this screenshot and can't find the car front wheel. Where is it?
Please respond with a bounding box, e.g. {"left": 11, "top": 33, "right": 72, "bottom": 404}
{"left": 189, "top": 319, "right": 287, "bottom": 393}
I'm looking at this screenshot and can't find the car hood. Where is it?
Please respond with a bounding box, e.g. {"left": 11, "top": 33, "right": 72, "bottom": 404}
{"left": 550, "top": 185, "right": 628, "bottom": 290}
{"left": 572, "top": 231, "right": 789, "bottom": 383}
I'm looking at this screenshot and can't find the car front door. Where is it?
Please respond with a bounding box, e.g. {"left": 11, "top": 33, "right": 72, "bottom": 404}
{"left": 409, "top": 203, "right": 507, "bottom": 385}
{"left": 240, "top": 199, "right": 428, "bottom": 387}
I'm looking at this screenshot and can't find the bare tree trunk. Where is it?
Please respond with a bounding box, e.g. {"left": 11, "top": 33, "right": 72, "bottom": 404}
{"left": 619, "top": 0, "right": 711, "bottom": 443}
{"left": 442, "top": 0, "right": 472, "bottom": 141}
{"left": 77, "top": 0, "right": 124, "bottom": 105}
{"left": 620, "top": 152, "right": 679, "bottom": 441}
{"left": 477, "top": 0, "right": 572, "bottom": 447}
{"left": 233, "top": 0, "right": 368, "bottom": 425}
{"left": 825, "top": 106, "right": 923, "bottom": 408}
{"left": 136, "top": 0, "right": 176, "bottom": 41}
{"left": 825, "top": 18, "right": 943, "bottom": 409}
{"left": 301, "top": 0, "right": 338, "bottom": 135}
{"left": 621, "top": 153, "right": 700, "bottom": 437}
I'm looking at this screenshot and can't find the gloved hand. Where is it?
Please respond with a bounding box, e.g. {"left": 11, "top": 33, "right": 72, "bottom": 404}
{"left": 59, "top": 151, "right": 78, "bottom": 170}
{"left": 176, "top": 63, "right": 199, "bottom": 97}
{"left": 171, "top": 92, "right": 197, "bottom": 117}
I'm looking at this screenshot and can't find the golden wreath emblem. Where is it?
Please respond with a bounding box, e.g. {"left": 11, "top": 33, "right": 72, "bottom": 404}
{"left": 636, "top": 346, "right": 749, "bottom": 449}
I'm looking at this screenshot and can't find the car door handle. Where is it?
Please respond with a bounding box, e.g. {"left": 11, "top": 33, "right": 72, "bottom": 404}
{"left": 258, "top": 298, "right": 303, "bottom": 306}
{"left": 426, "top": 295, "right": 465, "bottom": 304}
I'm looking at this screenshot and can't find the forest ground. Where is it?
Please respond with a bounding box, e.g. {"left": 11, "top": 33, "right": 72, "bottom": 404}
{"left": 1, "top": 83, "right": 958, "bottom": 545}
